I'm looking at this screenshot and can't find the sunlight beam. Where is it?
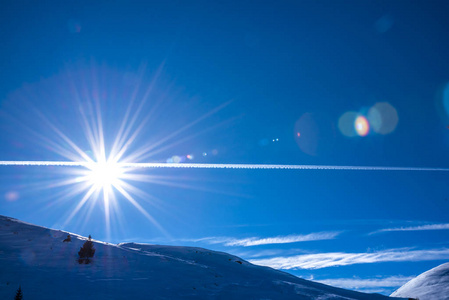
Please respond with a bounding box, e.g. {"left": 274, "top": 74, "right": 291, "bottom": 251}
{"left": 114, "top": 182, "right": 168, "bottom": 236}
{"left": 63, "top": 185, "right": 99, "bottom": 227}
{"left": 121, "top": 100, "right": 232, "bottom": 163}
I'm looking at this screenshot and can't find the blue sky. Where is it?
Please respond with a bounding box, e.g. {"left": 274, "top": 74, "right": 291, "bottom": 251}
{"left": 1, "top": 0, "right": 449, "bottom": 295}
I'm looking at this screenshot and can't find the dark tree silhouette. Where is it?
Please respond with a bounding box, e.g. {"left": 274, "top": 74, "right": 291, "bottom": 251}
{"left": 63, "top": 234, "right": 71, "bottom": 242}
{"left": 14, "top": 286, "right": 23, "bottom": 300}
{"left": 78, "top": 235, "right": 96, "bottom": 264}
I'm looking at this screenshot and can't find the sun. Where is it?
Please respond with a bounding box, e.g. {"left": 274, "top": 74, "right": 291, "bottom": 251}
{"left": 0, "top": 66, "right": 234, "bottom": 238}
{"left": 86, "top": 160, "right": 124, "bottom": 191}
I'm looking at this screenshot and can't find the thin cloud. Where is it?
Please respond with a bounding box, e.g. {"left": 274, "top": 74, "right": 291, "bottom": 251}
{"left": 250, "top": 248, "right": 449, "bottom": 270}
{"left": 371, "top": 223, "right": 449, "bottom": 235}
{"left": 222, "top": 231, "right": 341, "bottom": 247}
{"left": 139, "top": 231, "right": 341, "bottom": 247}
{"left": 315, "top": 276, "right": 414, "bottom": 290}
{"left": 232, "top": 248, "right": 312, "bottom": 259}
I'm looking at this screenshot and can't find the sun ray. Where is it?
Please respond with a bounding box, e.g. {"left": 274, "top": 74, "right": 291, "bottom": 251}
{"left": 122, "top": 173, "right": 251, "bottom": 199}
{"left": 4, "top": 102, "right": 91, "bottom": 163}
{"left": 103, "top": 185, "right": 112, "bottom": 239}
{"left": 115, "top": 179, "right": 169, "bottom": 213}
{"left": 78, "top": 188, "right": 102, "bottom": 235}
{"left": 63, "top": 185, "right": 99, "bottom": 227}
{"left": 121, "top": 100, "right": 232, "bottom": 163}
{"left": 135, "top": 116, "right": 239, "bottom": 161}
{"left": 113, "top": 182, "right": 169, "bottom": 236}
{"left": 32, "top": 107, "right": 94, "bottom": 163}
{"left": 110, "top": 63, "right": 165, "bottom": 161}
{"left": 78, "top": 101, "right": 100, "bottom": 160}
{"left": 112, "top": 112, "right": 154, "bottom": 163}
{"left": 94, "top": 98, "right": 107, "bottom": 162}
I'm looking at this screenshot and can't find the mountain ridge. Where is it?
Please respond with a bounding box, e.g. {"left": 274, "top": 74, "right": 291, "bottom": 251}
{"left": 391, "top": 261, "right": 449, "bottom": 299}
{"left": 0, "top": 215, "right": 404, "bottom": 299}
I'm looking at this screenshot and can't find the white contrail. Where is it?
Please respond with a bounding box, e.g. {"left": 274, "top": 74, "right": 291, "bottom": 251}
{"left": 0, "top": 161, "right": 89, "bottom": 167}
{"left": 0, "top": 160, "right": 449, "bottom": 171}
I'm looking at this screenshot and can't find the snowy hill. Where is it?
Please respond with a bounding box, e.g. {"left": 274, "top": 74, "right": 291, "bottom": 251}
{"left": 0, "top": 215, "right": 404, "bottom": 300}
{"left": 391, "top": 262, "right": 449, "bottom": 300}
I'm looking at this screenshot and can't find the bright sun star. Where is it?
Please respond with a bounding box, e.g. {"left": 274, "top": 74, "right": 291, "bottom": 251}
{"left": 86, "top": 161, "right": 124, "bottom": 191}
{"left": 0, "top": 67, "right": 233, "bottom": 239}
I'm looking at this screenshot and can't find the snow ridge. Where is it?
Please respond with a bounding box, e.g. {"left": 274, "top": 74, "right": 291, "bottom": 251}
{"left": 391, "top": 262, "right": 449, "bottom": 299}
{"left": 0, "top": 215, "right": 404, "bottom": 299}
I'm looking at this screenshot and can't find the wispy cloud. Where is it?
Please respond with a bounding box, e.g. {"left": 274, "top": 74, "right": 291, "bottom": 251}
{"left": 232, "top": 248, "right": 313, "bottom": 259}
{"left": 250, "top": 248, "right": 449, "bottom": 270}
{"left": 225, "top": 232, "right": 341, "bottom": 247}
{"left": 371, "top": 223, "right": 449, "bottom": 235}
{"left": 202, "top": 231, "right": 341, "bottom": 247}
{"left": 130, "top": 231, "right": 341, "bottom": 248}
{"left": 315, "top": 276, "right": 414, "bottom": 290}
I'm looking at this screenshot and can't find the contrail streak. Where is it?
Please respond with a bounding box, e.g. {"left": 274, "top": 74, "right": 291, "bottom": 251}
{"left": 0, "top": 161, "right": 448, "bottom": 172}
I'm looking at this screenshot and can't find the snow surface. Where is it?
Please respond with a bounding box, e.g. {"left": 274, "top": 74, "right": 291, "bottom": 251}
{"left": 391, "top": 262, "right": 449, "bottom": 300}
{"left": 0, "top": 215, "right": 405, "bottom": 299}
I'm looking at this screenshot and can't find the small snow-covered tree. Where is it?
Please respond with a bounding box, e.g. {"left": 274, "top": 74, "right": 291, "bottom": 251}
{"left": 14, "top": 286, "right": 23, "bottom": 300}
{"left": 78, "top": 235, "right": 96, "bottom": 264}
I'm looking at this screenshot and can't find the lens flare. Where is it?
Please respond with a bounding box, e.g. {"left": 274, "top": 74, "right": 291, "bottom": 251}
{"left": 338, "top": 111, "right": 358, "bottom": 137}
{"left": 355, "top": 116, "right": 369, "bottom": 136}
{"left": 294, "top": 113, "right": 335, "bottom": 156}
{"left": 438, "top": 82, "right": 449, "bottom": 122}
{"left": 340, "top": 103, "right": 398, "bottom": 138}
{"left": 5, "top": 191, "right": 19, "bottom": 202}
{"left": 367, "top": 102, "right": 398, "bottom": 134}
{"left": 443, "top": 83, "right": 449, "bottom": 115}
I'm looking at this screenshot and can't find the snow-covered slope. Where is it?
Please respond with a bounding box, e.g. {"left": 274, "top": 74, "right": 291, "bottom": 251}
{"left": 0, "top": 215, "right": 404, "bottom": 300}
{"left": 391, "top": 262, "right": 449, "bottom": 300}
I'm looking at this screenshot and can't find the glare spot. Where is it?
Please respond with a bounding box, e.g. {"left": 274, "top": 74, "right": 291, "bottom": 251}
{"left": 338, "top": 111, "right": 358, "bottom": 137}
{"left": 166, "top": 155, "right": 184, "bottom": 163}
{"left": 87, "top": 162, "right": 124, "bottom": 191}
{"left": 67, "top": 19, "right": 82, "bottom": 33}
{"left": 294, "top": 112, "right": 335, "bottom": 156}
{"left": 442, "top": 83, "right": 449, "bottom": 119}
{"left": 367, "top": 102, "right": 398, "bottom": 134}
{"left": 202, "top": 152, "right": 207, "bottom": 156}
{"left": 355, "top": 116, "right": 370, "bottom": 136}
{"left": 186, "top": 154, "right": 194, "bottom": 160}
{"left": 374, "top": 14, "right": 394, "bottom": 33}
{"left": 5, "top": 191, "right": 19, "bottom": 202}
